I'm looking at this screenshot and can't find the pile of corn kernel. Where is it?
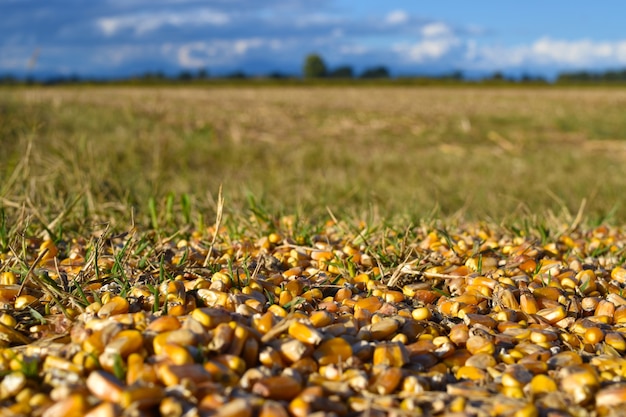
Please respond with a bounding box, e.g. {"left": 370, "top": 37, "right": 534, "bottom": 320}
{"left": 1, "top": 220, "right": 626, "bottom": 417}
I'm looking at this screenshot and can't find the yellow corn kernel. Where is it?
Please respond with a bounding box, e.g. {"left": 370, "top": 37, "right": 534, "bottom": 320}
{"left": 86, "top": 370, "right": 124, "bottom": 403}
{"left": 411, "top": 307, "right": 432, "bottom": 321}
{"left": 498, "top": 289, "right": 520, "bottom": 310}
{"left": 110, "top": 329, "right": 144, "bottom": 357}
{"left": 370, "top": 366, "right": 403, "bottom": 395}
{"left": 334, "top": 287, "right": 352, "bottom": 303}
{"left": 596, "top": 385, "right": 626, "bottom": 409}
{"left": 313, "top": 337, "right": 353, "bottom": 366}
{"left": 38, "top": 239, "right": 58, "bottom": 264}
{"left": 206, "top": 322, "right": 233, "bottom": 354}
{"left": 267, "top": 304, "right": 288, "bottom": 318}
{"left": 288, "top": 321, "right": 323, "bottom": 345}
{"left": 160, "top": 363, "right": 212, "bottom": 387}
{"left": 535, "top": 306, "right": 566, "bottom": 324}
{"left": 147, "top": 315, "right": 182, "bottom": 332}
{"left": 97, "top": 296, "right": 130, "bottom": 318}
{"left": 213, "top": 354, "right": 246, "bottom": 376}
{"left": 191, "top": 307, "right": 231, "bottom": 329}
{"left": 29, "top": 393, "right": 52, "bottom": 409}
{"left": 466, "top": 335, "right": 495, "bottom": 355}
{"left": 501, "top": 386, "right": 524, "bottom": 399}
{"left": 514, "top": 403, "right": 538, "bottom": 417}
{"left": 382, "top": 290, "right": 404, "bottom": 303}
{"left": 252, "top": 375, "right": 302, "bottom": 401}
{"left": 0, "top": 272, "right": 17, "bottom": 285}
{"left": 253, "top": 312, "right": 275, "bottom": 334}
{"left": 259, "top": 346, "right": 285, "bottom": 368}
{"left": 288, "top": 393, "right": 314, "bottom": 417}
{"left": 605, "top": 332, "right": 626, "bottom": 351}
{"left": 372, "top": 342, "right": 409, "bottom": 367}
{"left": 161, "top": 344, "right": 194, "bottom": 365}
{"left": 120, "top": 385, "right": 165, "bottom": 409}
{"left": 41, "top": 394, "right": 87, "bottom": 417}
{"left": 560, "top": 365, "right": 599, "bottom": 405}
{"left": 368, "top": 318, "right": 399, "bottom": 340}
{"left": 520, "top": 293, "right": 538, "bottom": 315}
{"left": 583, "top": 327, "right": 604, "bottom": 345}
{"left": 309, "top": 310, "right": 333, "bottom": 328}
{"left": 279, "top": 290, "right": 293, "bottom": 306}
{"left": 226, "top": 323, "right": 249, "bottom": 356}
{"left": 577, "top": 270, "right": 597, "bottom": 294}
{"left": 528, "top": 374, "right": 557, "bottom": 395}
{"left": 530, "top": 329, "right": 558, "bottom": 344}
{"left": 354, "top": 296, "right": 382, "bottom": 314}
{"left": 0, "top": 313, "right": 16, "bottom": 328}
{"left": 391, "top": 333, "right": 408, "bottom": 344}
{"left": 595, "top": 300, "right": 616, "bottom": 319}
{"left": 43, "top": 355, "right": 82, "bottom": 374}
{"left": 72, "top": 351, "right": 98, "bottom": 373}
{"left": 14, "top": 295, "right": 38, "bottom": 310}
{"left": 611, "top": 267, "right": 626, "bottom": 284}
{"left": 445, "top": 397, "right": 464, "bottom": 413}
{"left": 456, "top": 366, "right": 487, "bottom": 381}
{"left": 259, "top": 400, "right": 289, "bottom": 417}
{"left": 156, "top": 328, "right": 196, "bottom": 353}
{"left": 449, "top": 323, "right": 469, "bottom": 347}
{"left": 301, "top": 289, "right": 323, "bottom": 302}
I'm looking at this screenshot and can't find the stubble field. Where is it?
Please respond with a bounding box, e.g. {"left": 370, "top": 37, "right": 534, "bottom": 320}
{"left": 1, "top": 86, "right": 626, "bottom": 416}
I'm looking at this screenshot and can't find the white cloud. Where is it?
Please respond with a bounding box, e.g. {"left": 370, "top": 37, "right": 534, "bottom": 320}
{"left": 233, "top": 38, "right": 264, "bottom": 55}
{"left": 0, "top": 54, "right": 29, "bottom": 70}
{"left": 97, "top": 9, "right": 230, "bottom": 36}
{"left": 531, "top": 37, "right": 626, "bottom": 65}
{"left": 397, "top": 38, "right": 459, "bottom": 62}
{"left": 177, "top": 42, "right": 207, "bottom": 67}
{"left": 175, "top": 38, "right": 287, "bottom": 68}
{"left": 294, "top": 14, "right": 341, "bottom": 28}
{"left": 92, "top": 45, "right": 155, "bottom": 66}
{"left": 339, "top": 44, "right": 369, "bottom": 55}
{"left": 331, "top": 28, "right": 344, "bottom": 38}
{"left": 393, "top": 22, "right": 459, "bottom": 63}
{"left": 421, "top": 22, "right": 452, "bottom": 38}
{"left": 385, "top": 10, "right": 408, "bottom": 25}
{"left": 465, "top": 39, "right": 477, "bottom": 61}
{"left": 470, "top": 44, "right": 526, "bottom": 68}
{"left": 468, "top": 37, "right": 626, "bottom": 69}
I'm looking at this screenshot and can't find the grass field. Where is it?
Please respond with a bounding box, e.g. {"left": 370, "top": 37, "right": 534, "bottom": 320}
{"left": 3, "top": 86, "right": 626, "bottom": 415}
{"left": 2, "top": 86, "right": 626, "bottom": 234}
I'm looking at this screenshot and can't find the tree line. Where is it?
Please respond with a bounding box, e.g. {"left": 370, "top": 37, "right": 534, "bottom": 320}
{"left": 1, "top": 52, "right": 625, "bottom": 85}
{"left": 556, "top": 68, "right": 626, "bottom": 83}
{"left": 302, "top": 54, "right": 391, "bottom": 79}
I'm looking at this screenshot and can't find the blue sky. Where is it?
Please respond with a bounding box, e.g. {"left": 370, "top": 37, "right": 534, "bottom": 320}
{"left": 2, "top": 1, "right": 626, "bottom": 79}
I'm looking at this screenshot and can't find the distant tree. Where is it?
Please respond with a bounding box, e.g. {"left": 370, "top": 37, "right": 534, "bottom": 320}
{"left": 446, "top": 70, "right": 463, "bottom": 81}
{"left": 267, "top": 71, "right": 289, "bottom": 79}
{"left": 226, "top": 70, "right": 247, "bottom": 79}
{"left": 360, "top": 66, "right": 390, "bottom": 79}
{"left": 0, "top": 74, "right": 18, "bottom": 85}
{"left": 328, "top": 65, "right": 354, "bottom": 78}
{"left": 139, "top": 71, "right": 166, "bottom": 81}
{"left": 520, "top": 73, "right": 547, "bottom": 83}
{"left": 303, "top": 53, "right": 327, "bottom": 78}
{"left": 197, "top": 68, "right": 209, "bottom": 79}
{"left": 602, "top": 70, "right": 626, "bottom": 82}
{"left": 490, "top": 71, "right": 505, "bottom": 81}
{"left": 557, "top": 71, "right": 593, "bottom": 83}
{"left": 178, "top": 70, "right": 194, "bottom": 81}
